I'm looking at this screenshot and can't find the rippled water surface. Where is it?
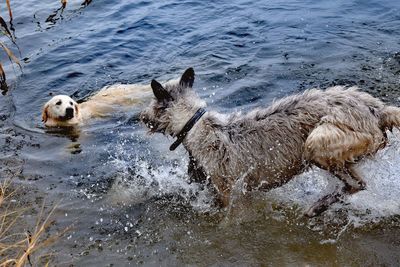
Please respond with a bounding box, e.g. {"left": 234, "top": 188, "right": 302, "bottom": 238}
{"left": 1, "top": 0, "right": 400, "bottom": 265}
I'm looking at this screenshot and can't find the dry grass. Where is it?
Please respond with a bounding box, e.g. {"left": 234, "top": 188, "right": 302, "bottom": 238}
{"left": 5, "top": 0, "right": 11, "bottom": 21}
{"left": 0, "top": 42, "right": 20, "bottom": 69}
{"left": 0, "top": 0, "right": 19, "bottom": 95}
{"left": 1, "top": 1, "right": 77, "bottom": 260}
{"left": 0, "top": 179, "right": 68, "bottom": 266}
{"left": 0, "top": 1, "right": 75, "bottom": 261}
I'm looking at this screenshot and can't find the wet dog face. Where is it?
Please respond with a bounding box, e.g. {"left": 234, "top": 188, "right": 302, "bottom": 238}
{"left": 42, "top": 95, "right": 80, "bottom": 127}
{"left": 140, "top": 68, "right": 206, "bottom": 136}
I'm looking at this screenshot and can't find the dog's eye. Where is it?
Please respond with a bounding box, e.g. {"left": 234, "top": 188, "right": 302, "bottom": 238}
{"left": 69, "top": 101, "right": 73, "bottom": 105}
{"left": 56, "top": 100, "right": 62, "bottom": 105}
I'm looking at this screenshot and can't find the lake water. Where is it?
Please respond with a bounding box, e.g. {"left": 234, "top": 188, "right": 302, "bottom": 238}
{"left": 1, "top": 0, "right": 400, "bottom": 265}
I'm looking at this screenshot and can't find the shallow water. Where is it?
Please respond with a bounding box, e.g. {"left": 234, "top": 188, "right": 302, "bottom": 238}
{"left": 1, "top": 0, "right": 400, "bottom": 265}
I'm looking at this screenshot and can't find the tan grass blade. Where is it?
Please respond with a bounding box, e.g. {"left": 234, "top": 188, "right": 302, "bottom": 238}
{"left": 0, "top": 181, "right": 68, "bottom": 266}
{"left": 61, "top": 0, "right": 67, "bottom": 9}
{"left": 5, "top": 0, "right": 12, "bottom": 21}
{"left": 0, "top": 41, "right": 21, "bottom": 70}
{"left": 14, "top": 201, "right": 70, "bottom": 267}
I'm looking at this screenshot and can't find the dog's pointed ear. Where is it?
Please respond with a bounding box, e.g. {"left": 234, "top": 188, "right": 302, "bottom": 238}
{"left": 151, "top": 79, "right": 173, "bottom": 102}
{"left": 179, "top": 67, "right": 195, "bottom": 88}
{"left": 42, "top": 104, "right": 49, "bottom": 123}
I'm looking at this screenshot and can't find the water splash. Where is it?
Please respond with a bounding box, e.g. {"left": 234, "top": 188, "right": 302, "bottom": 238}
{"left": 105, "top": 133, "right": 213, "bottom": 211}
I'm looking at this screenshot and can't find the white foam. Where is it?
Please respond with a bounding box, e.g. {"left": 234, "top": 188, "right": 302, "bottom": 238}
{"left": 105, "top": 133, "right": 213, "bottom": 211}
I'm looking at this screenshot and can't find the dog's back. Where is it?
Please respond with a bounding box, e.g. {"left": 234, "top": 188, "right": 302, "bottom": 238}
{"left": 193, "top": 86, "right": 398, "bottom": 195}
{"left": 79, "top": 84, "right": 153, "bottom": 120}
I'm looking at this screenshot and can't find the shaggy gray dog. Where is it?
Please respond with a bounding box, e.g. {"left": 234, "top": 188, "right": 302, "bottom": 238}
{"left": 141, "top": 68, "right": 400, "bottom": 216}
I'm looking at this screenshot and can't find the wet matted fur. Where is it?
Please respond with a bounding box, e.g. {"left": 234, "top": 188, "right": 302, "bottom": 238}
{"left": 141, "top": 68, "right": 400, "bottom": 216}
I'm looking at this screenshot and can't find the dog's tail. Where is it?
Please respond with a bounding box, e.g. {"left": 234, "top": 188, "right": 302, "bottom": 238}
{"left": 380, "top": 106, "right": 400, "bottom": 131}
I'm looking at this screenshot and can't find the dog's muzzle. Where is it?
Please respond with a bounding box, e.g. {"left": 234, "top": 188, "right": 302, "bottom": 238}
{"left": 64, "top": 107, "right": 74, "bottom": 120}
{"left": 141, "top": 114, "right": 159, "bottom": 133}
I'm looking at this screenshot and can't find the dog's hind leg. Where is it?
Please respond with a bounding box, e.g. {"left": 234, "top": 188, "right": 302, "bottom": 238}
{"left": 305, "top": 185, "right": 343, "bottom": 217}
{"left": 335, "top": 164, "right": 366, "bottom": 193}
{"left": 305, "top": 165, "right": 365, "bottom": 217}
{"left": 304, "top": 121, "right": 376, "bottom": 216}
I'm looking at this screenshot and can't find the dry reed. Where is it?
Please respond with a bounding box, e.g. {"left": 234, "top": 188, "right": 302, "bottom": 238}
{"left": 0, "top": 179, "right": 68, "bottom": 266}
{"left": 0, "top": 0, "right": 19, "bottom": 94}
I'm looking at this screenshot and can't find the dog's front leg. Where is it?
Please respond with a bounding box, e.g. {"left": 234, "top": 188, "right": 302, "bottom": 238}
{"left": 212, "top": 177, "right": 232, "bottom": 208}
{"left": 187, "top": 152, "right": 207, "bottom": 185}
{"left": 215, "top": 190, "right": 231, "bottom": 208}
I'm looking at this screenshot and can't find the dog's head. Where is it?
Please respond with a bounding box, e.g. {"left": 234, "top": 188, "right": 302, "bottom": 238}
{"left": 140, "top": 68, "right": 206, "bottom": 136}
{"left": 42, "top": 95, "right": 80, "bottom": 127}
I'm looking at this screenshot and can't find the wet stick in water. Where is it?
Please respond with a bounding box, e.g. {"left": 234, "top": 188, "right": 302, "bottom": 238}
{"left": 0, "top": 1, "right": 20, "bottom": 95}
{"left": 0, "top": 62, "right": 7, "bottom": 95}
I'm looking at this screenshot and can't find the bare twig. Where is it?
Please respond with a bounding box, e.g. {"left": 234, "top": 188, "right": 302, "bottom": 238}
{"left": 5, "top": 0, "right": 12, "bottom": 21}
{"left": 0, "top": 180, "right": 67, "bottom": 266}
{"left": 61, "top": 0, "right": 67, "bottom": 9}
{"left": 0, "top": 41, "right": 21, "bottom": 70}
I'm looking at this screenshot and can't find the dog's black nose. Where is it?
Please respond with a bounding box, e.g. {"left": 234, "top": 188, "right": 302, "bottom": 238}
{"left": 65, "top": 107, "right": 74, "bottom": 119}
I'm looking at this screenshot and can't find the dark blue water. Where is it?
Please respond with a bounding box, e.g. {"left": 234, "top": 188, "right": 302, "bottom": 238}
{"left": 1, "top": 0, "right": 400, "bottom": 265}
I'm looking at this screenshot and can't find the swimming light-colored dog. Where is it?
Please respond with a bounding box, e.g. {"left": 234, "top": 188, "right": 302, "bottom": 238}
{"left": 141, "top": 67, "right": 400, "bottom": 216}
{"left": 42, "top": 83, "right": 153, "bottom": 127}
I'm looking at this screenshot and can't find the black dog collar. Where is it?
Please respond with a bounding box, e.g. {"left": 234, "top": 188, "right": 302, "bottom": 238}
{"left": 170, "top": 108, "right": 206, "bottom": 151}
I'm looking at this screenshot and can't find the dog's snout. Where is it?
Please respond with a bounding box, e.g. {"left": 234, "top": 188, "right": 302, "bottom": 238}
{"left": 141, "top": 114, "right": 148, "bottom": 124}
{"left": 65, "top": 107, "right": 74, "bottom": 118}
